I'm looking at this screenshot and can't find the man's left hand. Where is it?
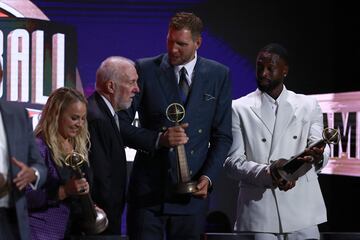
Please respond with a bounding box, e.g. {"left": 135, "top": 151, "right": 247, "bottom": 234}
{"left": 192, "top": 176, "right": 210, "bottom": 199}
{"left": 12, "top": 157, "right": 36, "bottom": 190}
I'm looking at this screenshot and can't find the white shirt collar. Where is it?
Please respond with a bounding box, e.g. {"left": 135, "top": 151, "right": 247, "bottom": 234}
{"left": 275, "top": 85, "right": 286, "bottom": 104}
{"left": 100, "top": 94, "right": 116, "bottom": 117}
{"left": 262, "top": 85, "right": 286, "bottom": 114}
{"left": 262, "top": 85, "right": 286, "bottom": 103}
{"left": 174, "top": 51, "right": 198, "bottom": 85}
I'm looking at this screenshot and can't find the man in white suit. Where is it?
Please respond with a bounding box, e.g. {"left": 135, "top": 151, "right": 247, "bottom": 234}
{"left": 224, "top": 43, "right": 329, "bottom": 240}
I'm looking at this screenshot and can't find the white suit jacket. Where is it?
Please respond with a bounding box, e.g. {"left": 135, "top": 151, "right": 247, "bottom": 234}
{"left": 224, "top": 87, "right": 329, "bottom": 233}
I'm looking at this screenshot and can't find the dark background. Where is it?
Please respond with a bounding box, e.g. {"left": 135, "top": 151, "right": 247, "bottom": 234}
{"left": 31, "top": 0, "right": 360, "bottom": 98}
{"left": 30, "top": 0, "right": 360, "bottom": 234}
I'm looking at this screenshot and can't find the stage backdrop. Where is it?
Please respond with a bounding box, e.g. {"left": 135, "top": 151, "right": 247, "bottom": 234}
{"left": 22, "top": 0, "right": 360, "bottom": 177}
{"left": 0, "top": 0, "right": 78, "bottom": 127}
{"left": 1, "top": 0, "right": 360, "bottom": 234}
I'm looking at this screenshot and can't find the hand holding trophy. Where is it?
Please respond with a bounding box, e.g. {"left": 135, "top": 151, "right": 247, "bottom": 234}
{"left": 166, "top": 103, "right": 199, "bottom": 194}
{"left": 64, "top": 152, "right": 108, "bottom": 234}
{"left": 270, "top": 128, "right": 340, "bottom": 186}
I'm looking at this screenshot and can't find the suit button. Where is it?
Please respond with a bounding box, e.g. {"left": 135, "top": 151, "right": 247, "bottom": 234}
{"left": 293, "top": 136, "right": 297, "bottom": 139}
{"left": 169, "top": 148, "right": 174, "bottom": 152}
{"left": 261, "top": 138, "right": 266, "bottom": 142}
{"left": 190, "top": 150, "right": 194, "bottom": 155}
{"left": 198, "top": 129, "right": 202, "bottom": 133}
{"left": 189, "top": 170, "right": 193, "bottom": 175}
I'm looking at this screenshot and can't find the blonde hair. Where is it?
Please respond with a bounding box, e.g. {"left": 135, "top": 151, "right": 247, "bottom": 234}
{"left": 35, "top": 87, "right": 90, "bottom": 167}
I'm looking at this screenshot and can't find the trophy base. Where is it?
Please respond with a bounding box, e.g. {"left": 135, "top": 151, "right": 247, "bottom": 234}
{"left": 80, "top": 206, "right": 109, "bottom": 234}
{"left": 175, "top": 181, "right": 198, "bottom": 194}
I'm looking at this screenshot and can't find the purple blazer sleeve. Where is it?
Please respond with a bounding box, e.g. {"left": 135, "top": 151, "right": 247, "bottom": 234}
{"left": 26, "top": 137, "right": 62, "bottom": 209}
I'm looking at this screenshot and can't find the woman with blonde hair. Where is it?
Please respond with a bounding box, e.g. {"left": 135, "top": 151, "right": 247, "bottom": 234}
{"left": 26, "top": 87, "right": 91, "bottom": 240}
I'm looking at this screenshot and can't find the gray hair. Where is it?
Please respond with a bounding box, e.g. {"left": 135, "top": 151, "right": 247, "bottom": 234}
{"left": 95, "top": 56, "right": 134, "bottom": 92}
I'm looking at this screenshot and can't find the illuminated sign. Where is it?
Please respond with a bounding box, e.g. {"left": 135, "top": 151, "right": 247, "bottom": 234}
{"left": 0, "top": 18, "right": 77, "bottom": 103}
{"left": 0, "top": 0, "right": 79, "bottom": 129}
{"left": 313, "top": 91, "right": 360, "bottom": 177}
{"left": 0, "top": 18, "right": 77, "bottom": 127}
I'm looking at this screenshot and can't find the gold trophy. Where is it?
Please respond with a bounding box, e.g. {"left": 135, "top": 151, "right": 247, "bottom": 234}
{"left": 276, "top": 128, "right": 340, "bottom": 181}
{"left": 166, "top": 103, "right": 198, "bottom": 194}
{"left": 64, "top": 152, "right": 108, "bottom": 234}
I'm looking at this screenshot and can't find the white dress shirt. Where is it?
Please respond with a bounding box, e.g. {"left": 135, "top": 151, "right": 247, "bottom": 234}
{"left": 0, "top": 111, "right": 10, "bottom": 207}
{"left": 174, "top": 51, "right": 197, "bottom": 87}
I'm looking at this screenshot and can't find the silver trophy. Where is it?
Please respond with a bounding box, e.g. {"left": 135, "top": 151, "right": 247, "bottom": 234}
{"left": 277, "top": 128, "right": 340, "bottom": 181}
{"left": 166, "top": 103, "right": 198, "bottom": 194}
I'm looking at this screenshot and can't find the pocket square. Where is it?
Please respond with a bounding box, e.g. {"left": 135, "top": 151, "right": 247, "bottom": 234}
{"left": 204, "top": 93, "right": 216, "bottom": 101}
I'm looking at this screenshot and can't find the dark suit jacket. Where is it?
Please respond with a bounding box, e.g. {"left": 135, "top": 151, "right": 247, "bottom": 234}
{"left": 0, "top": 100, "right": 47, "bottom": 240}
{"left": 119, "top": 54, "right": 232, "bottom": 214}
{"left": 87, "top": 92, "right": 127, "bottom": 234}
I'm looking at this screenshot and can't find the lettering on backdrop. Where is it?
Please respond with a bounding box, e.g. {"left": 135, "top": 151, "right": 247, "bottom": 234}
{"left": 0, "top": 18, "right": 77, "bottom": 127}
{"left": 313, "top": 91, "right": 360, "bottom": 177}
{"left": 1, "top": 29, "right": 65, "bottom": 102}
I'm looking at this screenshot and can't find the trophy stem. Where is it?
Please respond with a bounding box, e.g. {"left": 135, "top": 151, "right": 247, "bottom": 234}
{"left": 175, "top": 144, "right": 198, "bottom": 194}
{"left": 176, "top": 144, "right": 191, "bottom": 183}
{"left": 166, "top": 103, "right": 198, "bottom": 194}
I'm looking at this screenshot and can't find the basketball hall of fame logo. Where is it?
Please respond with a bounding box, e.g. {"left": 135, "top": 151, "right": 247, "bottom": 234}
{"left": 0, "top": 0, "right": 79, "bottom": 126}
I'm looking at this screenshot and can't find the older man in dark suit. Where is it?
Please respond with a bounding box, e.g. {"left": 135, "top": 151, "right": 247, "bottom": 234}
{"left": 0, "top": 62, "right": 47, "bottom": 239}
{"left": 119, "top": 12, "right": 232, "bottom": 240}
{"left": 87, "top": 56, "right": 139, "bottom": 235}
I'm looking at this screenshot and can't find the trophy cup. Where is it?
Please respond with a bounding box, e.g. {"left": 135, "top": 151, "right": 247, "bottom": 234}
{"left": 64, "top": 152, "right": 108, "bottom": 234}
{"left": 166, "top": 103, "right": 198, "bottom": 194}
{"left": 276, "top": 128, "right": 340, "bottom": 181}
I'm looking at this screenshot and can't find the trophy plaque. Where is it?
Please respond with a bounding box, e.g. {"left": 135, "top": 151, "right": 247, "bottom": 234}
{"left": 64, "top": 152, "right": 108, "bottom": 234}
{"left": 166, "top": 103, "right": 198, "bottom": 194}
{"left": 277, "top": 128, "right": 340, "bottom": 181}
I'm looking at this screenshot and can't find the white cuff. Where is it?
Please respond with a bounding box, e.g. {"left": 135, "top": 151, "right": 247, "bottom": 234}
{"left": 201, "top": 175, "right": 212, "bottom": 187}
{"left": 29, "top": 167, "right": 40, "bottom": 190}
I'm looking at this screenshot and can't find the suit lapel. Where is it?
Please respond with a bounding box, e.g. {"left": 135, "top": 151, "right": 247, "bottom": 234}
{"left": 94, "top": 93, "right": 123, "bottom": 144}
{"left": 260, "top": 99, "right": 276, "bottom": 134}
{"left": 182, "top": 57, "right": 207, "bottom": 122}
{"left": 158, "top": 55, "right": 182, "bottom": 105}
{"left": 269, "top": 89, "right": 295, "bottom": 157}
{"left": 250, "top": 90, "right": 274, "bottom": 134}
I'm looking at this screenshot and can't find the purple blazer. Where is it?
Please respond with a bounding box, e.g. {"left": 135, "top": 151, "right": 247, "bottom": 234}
{"left": 25, "top": 137, "right": 70, "bottom": 240}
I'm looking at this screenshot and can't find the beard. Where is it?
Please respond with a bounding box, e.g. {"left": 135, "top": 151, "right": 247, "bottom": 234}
{"left": 117, "top": 99, "right": 132, "bottom": 110}
{"left": 257, "top": 77, "right": 282, "bottom": 93}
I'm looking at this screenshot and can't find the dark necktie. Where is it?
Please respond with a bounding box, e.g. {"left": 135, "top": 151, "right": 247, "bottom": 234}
{"left": 178, "top": 67, "right": 189, "bottom": 100}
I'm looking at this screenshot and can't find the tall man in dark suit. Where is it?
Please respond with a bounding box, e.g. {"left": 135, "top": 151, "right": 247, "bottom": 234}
{"left": 0, "top": 62, "right": 47, "bottom": 239}
{"left": 119, "top": 12, "right": 232, "bottom": 240}
{"left": 87, "top": 56, "right": 139, "bottom": 235}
